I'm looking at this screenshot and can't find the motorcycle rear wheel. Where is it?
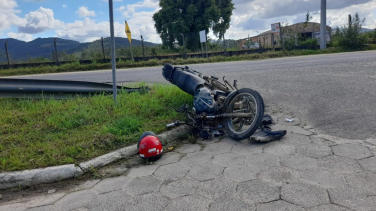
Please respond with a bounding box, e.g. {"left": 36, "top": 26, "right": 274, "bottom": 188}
{"left": 223, "top": 88, "right": 264, "bottom": 140}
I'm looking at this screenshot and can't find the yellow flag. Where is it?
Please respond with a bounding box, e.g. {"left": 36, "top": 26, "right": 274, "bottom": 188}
{"left": 125, "top": 21, "right": 131, "bottom": 44}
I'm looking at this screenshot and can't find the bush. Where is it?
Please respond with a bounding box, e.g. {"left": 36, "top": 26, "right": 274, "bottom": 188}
{"left": 332, "top": 13, "right": 367, "bottom": 50}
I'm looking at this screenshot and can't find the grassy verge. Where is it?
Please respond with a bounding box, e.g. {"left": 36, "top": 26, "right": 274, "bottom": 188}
{"left": 0, "top": 84, "right": 192, "bottom": 172}
{"left": 1, "top": 46, "right": 376, "bottom": 77}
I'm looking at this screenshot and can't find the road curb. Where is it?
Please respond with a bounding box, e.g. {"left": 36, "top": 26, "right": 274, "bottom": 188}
{"left": 0, "top": 125, "right": 190, "bottom": 190}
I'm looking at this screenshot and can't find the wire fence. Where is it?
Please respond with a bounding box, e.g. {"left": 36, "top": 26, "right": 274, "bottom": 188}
{"left": 0, "top": 31, "right": 319, "bottom": 69}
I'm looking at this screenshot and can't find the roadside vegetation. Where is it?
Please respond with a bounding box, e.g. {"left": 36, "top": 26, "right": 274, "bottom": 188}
{"left": 0, "top": 84, "right": 192, "bottom": 172}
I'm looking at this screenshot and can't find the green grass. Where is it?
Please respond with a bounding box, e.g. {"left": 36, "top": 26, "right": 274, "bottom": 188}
{"left": 2, "top": 47, "right": 376, "bottom": 77}
{"left": 0, "top": 84, "right": 193, "bottom": 172}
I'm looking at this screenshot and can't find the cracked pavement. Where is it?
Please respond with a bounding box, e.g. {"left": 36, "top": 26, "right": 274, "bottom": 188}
{"left": 1, "top": 113, "right": 376, "bottom": 211}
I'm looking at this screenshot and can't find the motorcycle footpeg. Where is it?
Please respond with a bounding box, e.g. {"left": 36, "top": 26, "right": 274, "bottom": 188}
{"left": 166, "top": 121, "right": 182, "bottom": 128}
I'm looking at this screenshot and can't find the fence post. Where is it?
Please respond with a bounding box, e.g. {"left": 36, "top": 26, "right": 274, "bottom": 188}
{"left": 181, "top": 33, "right": 186, "bottom": 59}
{"left": 141, "top": 35, "right": 145, "bottom": 60}
{"left": 54, "top": 38, "right": 59, "bottom": 64}
{"left": 5, "top": 41, "right": 11, "bottom": 68}
{"left": 101, "top": 37, "right": 106, "bottom": 60}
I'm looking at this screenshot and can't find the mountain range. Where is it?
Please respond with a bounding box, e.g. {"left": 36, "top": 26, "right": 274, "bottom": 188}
{"left": 0, "top": 37, "right": 159, "bottom": 62}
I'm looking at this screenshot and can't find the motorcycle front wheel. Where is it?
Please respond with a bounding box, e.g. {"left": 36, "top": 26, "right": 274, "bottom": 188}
{"left": 223, "top": 88, "right": 264, "bottom": 140}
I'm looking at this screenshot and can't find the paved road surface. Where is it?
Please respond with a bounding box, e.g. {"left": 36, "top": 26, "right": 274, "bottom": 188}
{"left": 8, "top": 51, "right": 376, "bottom": 140}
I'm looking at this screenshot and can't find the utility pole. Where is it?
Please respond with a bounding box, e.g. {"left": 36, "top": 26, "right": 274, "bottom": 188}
{"left": 101, "top": 37, "right": 106, "bottom": 60}
{"left": 54, "top": 38, "right": 59, "bottom": 64}
{"left": 320, "top": 0, "right": 327, "bottom": 49}
{"left": 5, "top": 41, "right": 10, "bottom": 68}
{"left": 141, "top": 35, "right": 145, "bottom": 60}
{"left": 108, "top": 0, "right": 117, "bottom": 103}
{"left": 348, "top": 14, "right": 352, "bottom": 27}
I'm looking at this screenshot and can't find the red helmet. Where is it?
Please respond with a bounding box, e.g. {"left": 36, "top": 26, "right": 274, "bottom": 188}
{"left": 138, "top": 132, "right": 163, "bottom": 161}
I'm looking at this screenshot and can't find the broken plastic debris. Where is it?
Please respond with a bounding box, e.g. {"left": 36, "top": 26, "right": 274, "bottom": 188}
{"left": 286, "top": 118, "right": 294, "bottom": 122}
{"left": 168, "top": 147, "right": 174, "bottom": 151}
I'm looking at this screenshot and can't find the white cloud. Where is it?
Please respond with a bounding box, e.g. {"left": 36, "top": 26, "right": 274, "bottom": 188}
{"left": 7, "top": 32, "right": 33, "bottom": 41}
{"left": 101, "top": 0, "right": 123, "bottom": 2}
{"left": 63, "top": 4, "right": 67, "bottom": 8}
{"left": 121, "top": 0, "right": 159, "bottom": 18}
{"left": 76, "top": 6, "right": 96, "bottom": 17}
{"left": 18, "top": 7, "right": 63, "bottom": 34}
{"left": 0, "top": 0, "right": 27, "bottom": 31}
{"left": 55, "top": 18, "right": 124, "bottom": 42}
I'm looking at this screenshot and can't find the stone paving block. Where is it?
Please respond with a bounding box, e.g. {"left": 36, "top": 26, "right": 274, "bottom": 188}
{"left": 176, "top": 144, "right": 201, "bottom": 154}
{"left": 358, "top": 157, "right": 376, "bottom": 173}
{"left": 153, "top": 163, "right": 190, "bottom": 181}
{"left": 344, "top": 172, "right": 376, "bottom": 194}
{"left": 317, "top": 155, "right": 362, "bottom": 173}
{"left": 26, "top": 205, "right": 57, "bottom": 211}
{"left": 187, "top": 163, "right": 224, "bottom": 182}
{"left": 299, "top": 168, "right": 347, "bottom": 188}
{"left": 259, "top": 167, "right": 300, "bottom": 185}
{"left": 231, "top": 142, "right": 263, "bottom": 156}
{"left": 328, "top": 186, "right": 376, "bottom": 211}
{"left": 25, "top": 193, "right": 65, "bottom": 208}
{"left": 154, "top": 152, "right": 182, "bottom": 166}
{"left": 281, "top": 183, "right": 329, "bottom": 208}
{"left": 54, "top": 190, "right": 97, "bottom": 211}
{"left": 256, "top": 200, "right": 305, "bottom": 211}
{"left": 180, "top": 151, "right": 213, "bottom": 166}
{"left": 280, "top": 155, "right": 318, "bottom": 171}
{"left": 244, "top": 153, "right": 279, "bottom": 170}
{"left": 196, "top": 138, "right": 218, "bottom": 145}
{"left": 93, "top": 176, "right": 131, "bottom": 194}
{"left": 123, "top": 175, "right": 163, "bottom": 196}
{"left": 309, "top": 204, "right": 353, "bottom": 211}
{"left": 160, "top": 178, "right": 199, "bottom": 199}
{"left": 76, "top": 179, "right": 100, "bottom": 190}
{"left": 365, "top": 139, "right": 376, "bottom": 146}
{"left": 164, "top": 195, "right": 211, "bottom": 211}
{"left": 310, "top": 136, "right": 337, "bottom": 146}
{"left": 129, "top": 193, "right": 170, "bottom": 211}
{"left": 332, "top": 144, "right": 373, "bottom": 160}
{"left": 209, "top": 197, "right": 255, "bottom": 211}
{"left": 126, "top": 164, "right": 159, "bottom": 178}
{"left": 196, "top": 178, "right": 237, "bottom": 200}
{"left": 279, "top": 133, "right": 312, "bottom": 146}
{"left": 291, "top": 126, "right": 313, "bottom": 136}
{"left": 237, "top": 179, "right": 280, "bottom": 203}
{"left": 87, "top": 190, "right": 136, "bottom": 211}
{"left": 211, "top": 153, "right": 245, "bottom": 167}
{"left": 223, "top": 164, "right": 260, "bottom": 182}
{"left": 264, "top": 143, "right": 296, "bottom": 156}
{"left": 0, "top": 203, "right": 26, "bottom": 211}
{"left": 296, "top": 143, "right": 332, "bottom": 158}
{"left": 203, "top": 142, "right": 233, "bottom": 155}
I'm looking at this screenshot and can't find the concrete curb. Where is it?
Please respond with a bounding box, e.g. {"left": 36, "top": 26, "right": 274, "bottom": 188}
{"left": 0, "top": 125, "right": 190, "bottom": 190}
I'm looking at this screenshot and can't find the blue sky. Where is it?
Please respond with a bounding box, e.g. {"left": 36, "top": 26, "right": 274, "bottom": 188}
{"left": 1, "top": 0, "right": 375, "bottom": 43}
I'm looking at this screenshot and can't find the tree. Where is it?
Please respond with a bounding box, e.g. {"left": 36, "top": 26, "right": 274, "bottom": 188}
{"left": 332, "top": 13, "right": 366, "bottom": 50}
{"left": 153, "top": 0, "right": 234, "bottom": 51}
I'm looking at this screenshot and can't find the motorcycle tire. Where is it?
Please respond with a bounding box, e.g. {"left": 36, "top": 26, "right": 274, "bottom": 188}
{"left": 223, "top": 88, "right": 264, "bottom": 140}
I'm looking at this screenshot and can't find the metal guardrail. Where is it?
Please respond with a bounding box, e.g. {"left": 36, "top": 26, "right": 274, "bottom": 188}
{"left": 0, "top": 78, "right": 148, "bottom": 98}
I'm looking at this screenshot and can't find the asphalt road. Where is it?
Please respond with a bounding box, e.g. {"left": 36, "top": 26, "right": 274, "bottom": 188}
{"left": 7, "top": 51, "right": 376, "bottom": 140}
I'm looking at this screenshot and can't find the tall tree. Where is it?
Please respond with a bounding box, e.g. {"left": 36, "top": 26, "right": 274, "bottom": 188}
{"left": 153, "top": 0, "right": 234, "bottom": 51}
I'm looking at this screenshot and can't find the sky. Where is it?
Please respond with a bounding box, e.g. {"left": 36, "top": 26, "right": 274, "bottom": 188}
{"left": 0, "top": 0, "right": 376, "bottom": 43}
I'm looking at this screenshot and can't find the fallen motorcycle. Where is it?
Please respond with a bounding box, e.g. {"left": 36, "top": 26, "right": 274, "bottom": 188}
{"left": 163, "top": 64, "right": 265, "bottom": 140}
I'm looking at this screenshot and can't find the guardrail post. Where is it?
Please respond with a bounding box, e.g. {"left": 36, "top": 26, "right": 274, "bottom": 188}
{"left": 5, "top": 41, "right": 11, "bottom": 68}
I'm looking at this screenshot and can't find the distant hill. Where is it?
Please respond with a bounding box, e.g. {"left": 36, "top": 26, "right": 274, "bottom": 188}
{"left": 0, "top": 37, "right": 159, "bottom": 62}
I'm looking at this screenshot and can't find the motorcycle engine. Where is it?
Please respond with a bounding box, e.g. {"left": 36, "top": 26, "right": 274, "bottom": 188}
{"left": 193, "top": 87, "right": 217, "bottom": 115}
